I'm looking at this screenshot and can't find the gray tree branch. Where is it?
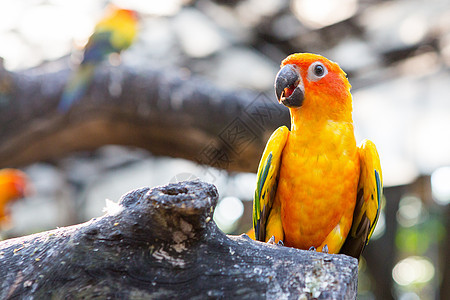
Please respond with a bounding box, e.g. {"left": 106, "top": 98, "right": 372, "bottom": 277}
{"left": 0, "top": 60, "right": 289, "bottom": 171}
{"left": 0, "top": 181, "right": 357, "bottom": 299}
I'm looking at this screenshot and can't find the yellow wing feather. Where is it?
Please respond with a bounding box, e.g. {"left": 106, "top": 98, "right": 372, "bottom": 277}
{"left": 340, "top": 139, "right": 383, "bottom": 259}
{"left": 253, "top": 126, "right": 289, "bottom": 241}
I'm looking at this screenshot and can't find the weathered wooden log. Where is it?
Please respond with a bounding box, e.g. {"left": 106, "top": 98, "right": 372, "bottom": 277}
{"left": 0, "top": 60, "right": 289, "bottom": 172}
{"left": 0, "top": 181, "right": 358, "bottom": 299}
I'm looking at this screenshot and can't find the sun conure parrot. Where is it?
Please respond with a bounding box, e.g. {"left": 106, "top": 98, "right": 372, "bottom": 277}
{"left": 58, "top": 5, "right": 138, "bottom": 112}
{"left": 252, "top": 53, "right": 382, "bottom": 259}
{"left": 0, "top": 168, "right": 28, "bottom": 228}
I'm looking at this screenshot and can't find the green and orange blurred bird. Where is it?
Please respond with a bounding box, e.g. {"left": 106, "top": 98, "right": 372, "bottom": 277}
{"left": 0, "top": 168, "right": 28, "bottom": 229}
{"left": 58, "top": 5, "right": 138, "bottom": 111}
{"left": 252, "top": 53, "right": 382, "bottom": 259}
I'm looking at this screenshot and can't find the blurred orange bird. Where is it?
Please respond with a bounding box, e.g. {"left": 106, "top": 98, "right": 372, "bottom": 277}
{"left": 58, "top": 5, "right": 139, "bottom": 111}
{"left": 0, "top": 168, "right": 28, "bottom": 228}
{"left": 252, "top": 53, "right": 383, "bottom": 259}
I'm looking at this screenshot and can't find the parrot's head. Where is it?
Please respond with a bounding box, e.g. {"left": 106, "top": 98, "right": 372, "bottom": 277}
{"left": 98, "top": 5, "right": 139, "bottom": 50}
{"left": 105, "top": 5, "right": 139, "bottom": 22}
{"left": 275, "top": 53, "right": 352, "bottom": 120}
{"left": 0, "top": 169, "right": 29, "bottom": 202}
{"left": 115, "top": 8, "right": 139, "bottom": 22}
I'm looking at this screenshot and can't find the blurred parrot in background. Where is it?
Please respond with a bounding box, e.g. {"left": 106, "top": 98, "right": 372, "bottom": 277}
{"left": 0, "top": 168, "right": 28, "bottom": 229}
{"left": 58, "top": 5, "right": 138, "bottom": 112}
{"left": 252, "top": 53, "right": 382, "bottom": 259}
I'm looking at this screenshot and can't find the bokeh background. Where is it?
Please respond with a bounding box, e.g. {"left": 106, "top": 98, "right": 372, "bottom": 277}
{"left": 1, "top": 0, "right": 449, "bottom": 299}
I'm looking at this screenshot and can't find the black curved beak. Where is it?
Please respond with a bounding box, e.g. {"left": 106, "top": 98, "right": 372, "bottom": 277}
{"left": 275, "top": 64, "right": 304, "bottom": 108}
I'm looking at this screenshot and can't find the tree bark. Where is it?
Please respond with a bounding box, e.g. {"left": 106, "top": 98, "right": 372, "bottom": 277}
{"left": 0, "top": 181, "right": 358, "bottom": 299}
{"left": 0, "top": 60, "right": 289, "bottom": 172}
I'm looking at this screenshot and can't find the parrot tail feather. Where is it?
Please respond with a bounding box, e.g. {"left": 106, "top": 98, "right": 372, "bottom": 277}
{"left": 58, "top": 64, "right": 96, "bottom": 112}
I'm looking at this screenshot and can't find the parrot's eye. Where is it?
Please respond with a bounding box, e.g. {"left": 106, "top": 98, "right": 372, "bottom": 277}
{"left": 314, "top": 65, "right": 324, "bottom": 76}
{"left": 307, "top": 62, "right": 328, "bottom": 82}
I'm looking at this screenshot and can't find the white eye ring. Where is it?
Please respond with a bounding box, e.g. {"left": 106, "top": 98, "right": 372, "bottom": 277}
{"left": 307, "top": 61, "right": 328, "bottom": 82}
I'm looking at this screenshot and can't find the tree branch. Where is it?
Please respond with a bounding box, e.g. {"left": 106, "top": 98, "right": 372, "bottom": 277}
{"left": 0, "top": 60, "right": 289, "bottom": 171}
{"left": 0, "top": 181, "right": 357, "bottom": 299}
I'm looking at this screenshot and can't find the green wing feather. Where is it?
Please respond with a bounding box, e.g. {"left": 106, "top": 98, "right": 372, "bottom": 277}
{"left": 340, "top": 139, "right": 383, "bottom": 259}
{"left": 253, "top": 126, "right": 289, "bottom": 241}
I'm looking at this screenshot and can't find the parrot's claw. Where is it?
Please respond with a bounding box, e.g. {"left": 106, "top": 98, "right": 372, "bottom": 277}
{"left": 308, "top": 246, "right": 316, "bottom": 251}
{"left": 267, "top": 236, "right": 284, "bottom": 246}
{"left": 267, "top": 236, "right": 276, "bottom": 245}
{"left": 322, "top": 244, "right": 329, "bottom": 254}
{"left": 241, "top": 233, "right": 253, "bottom": 241}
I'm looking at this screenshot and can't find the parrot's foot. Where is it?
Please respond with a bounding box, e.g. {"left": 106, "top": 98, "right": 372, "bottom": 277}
{"left": 267, "top": 236, "right": 284, "bottom": 246}
{"left": 241, "top": 233, "right": 253, "bottom": 241}
{"left": 308, "top": 245, "right": 329, "bottom": 253}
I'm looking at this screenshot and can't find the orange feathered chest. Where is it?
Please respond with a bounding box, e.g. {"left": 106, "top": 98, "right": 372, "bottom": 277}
{"left": 275, "top": 120, "right": 360, "bottom": 249}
